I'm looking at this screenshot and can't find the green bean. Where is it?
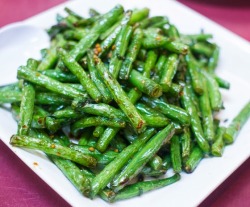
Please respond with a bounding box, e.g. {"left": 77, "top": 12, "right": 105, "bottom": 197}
{"left": 207, "top": 45, "right": 219, "bottom": 72}
{"left": 76, "top": 103, "right": 127, "bottom": 121}
{"left": 119, "top": 28, "right": 143, "bottom": 80}
{"left": 170, "top": 135, "right": 182, "bottom": 173}
{"left": 211, "top": 126, "right": 226, "bottom": 157}
{"left": 35, "top": 92, "right": 72, "bottom": 105}
{"left": 58, "top": 48, "right": 102, "bottom": 102}
{"left": 185, "top": 54, "right": 203, "bottom": 95}
{"left": 215, "top": 75, "right": 230, "bottom": 89}
{"left": 0, "top": 90, "right": 73, "bottom": 106}
{"left": 109, "top": 25, "right": 133, "bottom": 79}
{"left": 168, "top": 24, "right": 180, "bottom": 39}
{"left": 112, "top": 123, "right": 175, "bottom": 192}
{"left": 136, "top": 102, "right": 170, "bottom": 127}
{"left": 129, "top": 8, "right": 149, "bottom": 25}
{"left": 110, "top": 173, "right": 180, "bottom": 202}
{"left": 186, "top": 77, "right": 201, "bottom": 116}
{"left": 183, "top": 34, "right": 213, "bottom": 42}
{"left": 87, "top": 52, "right": 112, "bottom": 103}
{"left": 199, "top": 73, "right": 215, "bottom": 143}
{"left": 181, "top": 85, "right": 210, "bottom": 153}
{"left": 141, "top": 96, "right": 190, "bottom": 126}
{"left": 2, "top": 5, "right": 244, "bottom": 203}
{"left": 142, "top": 50, "right": 158, "bottom": 78}
{"left": 17, "top": 82, "right": 35, "bottom": 136}
{"left": 180, "top": 127, "right": 191, "bottom": 159}
{"left": 184, "top": 146, "right": 204, "bottom": 173}
{"left": 129, "top": 70, "right": 162, "bottom": 98}
{"left": 71, "top": 117, "right": 126, "bottom": 136}
{"left": 142, "top": 31, "right": 168, "bottom": 49}
{"left": 152, "top": 54, "right": 167, "bottom": 82}
{"left": 17, "top": 66, "right": 86, "bottom": 99}
{"left": 90, "top": 128, "right": 155, "bottom": 198}
{"left": 159, "top": 54, "right": 179, "bottom": 92}
{"left": 52, "top": 107, "right": 83, "bottom": 119}
{"left": 96, "top": 127, "right": 120, "bottom": 153}
{"left": 0, "top": 90, "right": 22, "bottom": 104}
{"left": 10, "top": 134, "right": 97, "bottom": 167}
{"left": 94, "top": 56, "right": 146, "bottom": 133}
{"left": 224, "top": 101, "right": 250, "bottom": 144}
{"left": 165, "top": 41, "right": 188, "bottom": 55}
{"left": 141, "top": 114, "right": 170, "bottom": 128}
{"left": 202, "top": 70, "right": 222, "bottom": 111}
{"left": 17, "top": 59, "right": 38, "bottom": 135}
{"left": 148, "top": 155, "right": 163, "bottom": 171}
{"left": 40, "top": 69, "right": 79, "bottom": 83}
{"left": 136, "top": 103, "right": 170, "bottom": 127}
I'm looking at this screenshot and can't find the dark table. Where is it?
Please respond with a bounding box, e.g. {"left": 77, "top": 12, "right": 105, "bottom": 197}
{"left": 0, "top": 0, "right": 249, "bottom": 206}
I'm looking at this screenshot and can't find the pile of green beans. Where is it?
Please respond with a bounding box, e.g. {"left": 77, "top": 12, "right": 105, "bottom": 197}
{"left": 1, "top": 5, "right": 250, "bottom": 202}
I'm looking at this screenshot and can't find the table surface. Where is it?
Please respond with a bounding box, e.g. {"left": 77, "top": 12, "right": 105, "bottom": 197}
{"left": 0, "top": 0, "right": 249, "bottom": 206}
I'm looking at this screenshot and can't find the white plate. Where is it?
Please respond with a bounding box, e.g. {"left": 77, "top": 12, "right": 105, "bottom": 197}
{"left": 0, "top": 0, "right": 250, "bottom": 207}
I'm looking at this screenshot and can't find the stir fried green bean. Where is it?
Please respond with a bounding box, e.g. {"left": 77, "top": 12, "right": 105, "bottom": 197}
{"left": 1, "top": 4, "right": 249, "bottom": 204}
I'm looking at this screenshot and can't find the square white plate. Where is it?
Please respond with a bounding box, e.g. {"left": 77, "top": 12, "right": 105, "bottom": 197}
{"left": 0, "top": 0, "right": 250, "bottom": 207}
